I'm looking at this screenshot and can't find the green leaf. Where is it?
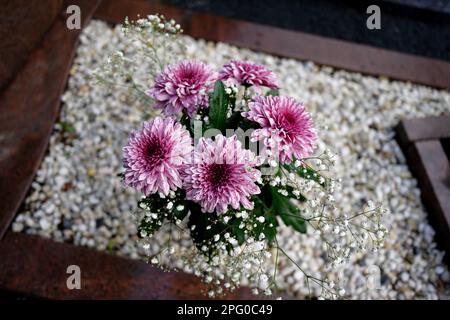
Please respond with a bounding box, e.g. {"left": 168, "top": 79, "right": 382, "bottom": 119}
{"left": 226, "top": 112, "right": 260, "bottom": 133}
{"left": 180, "top": 113, "right": 193, "bottom": 135}
{"left": 136, "top": 195, "right": 169, "bottom": 237}
{"left": 284, "top": 185, "right": 308, "bottom": 202}
{"left": 266, "top": 89, "right": 280, "bottom": 96}
{"left": 230, "top": 219, "right": 246, "bottom": 245}
{"left": 136, "top": 193, "right": 190, "bottom": 238}
{"left": 58, "top": 121, "right": 77, "bottom": 134}
{"left": 137, "top": 214, "right": 164, "bottom": 238}
{"left": 208, "top": 80, "right": 229, "bottom": 133}
{"left": 279, "top": 209, "right": 307, "bottom": 234}
{"left": 259, "top": 185, "right": 273, "bottom": 208}
{"left": 270, "top": 187, "right": 307, "bottom": 234}
{"left": 107, "top": 239, "right": 116, "bottom": 254}
{"left": 252, "top": 204, "right": 278, "bottom": 243}
{"left": 187, "top": 202, "right": 227, "bottom": 257}
{"left": 172, "top": 202, "right": 189, "bottom": 221}
{"left": 262, "top": 214, "right": 279, "bottom": 242}
{"left": 187, "top": 204, "right": 211, "bottom": 248}
{"left": 225, "top": 111, "right": 243, "bottom": 129}
{"left": 284, "top": 163, "right": 327, "bottom": 188}
{"left": 298, "top": 165, "right": 326, "bottom": 187}
{"left": 266, "top": 89, "right": 279, "bottom": 96}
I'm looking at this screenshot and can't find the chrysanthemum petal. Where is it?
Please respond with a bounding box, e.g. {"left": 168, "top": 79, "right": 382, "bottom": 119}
{"left": 148, "top": 60, "right": 217, "bottom": 116}
{"left": 123, "top": 116, "right": 193, "bottom": 196}
{"left": 243, "top": 96, "right": 316, "bottom": 164}
{"left": 182, "top": 134, "right": 261, "bottom": 214}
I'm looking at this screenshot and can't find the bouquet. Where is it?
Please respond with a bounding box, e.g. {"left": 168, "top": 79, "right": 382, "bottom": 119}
{"left": 94, "top": 15, "right": 388, "bottom": 299}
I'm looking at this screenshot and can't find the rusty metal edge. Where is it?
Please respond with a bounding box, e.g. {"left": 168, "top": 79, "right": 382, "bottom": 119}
{"left": 0, "top": 232, "right": 259, "bottom": 299}
{"left": 396, "top": 117, "right": 450, "bottom": 264}
{"left": 0, "top": 0, "right": 101, "bottom": 239}
{"left": 397, "top": 116, "right": 450, "bottom": 143}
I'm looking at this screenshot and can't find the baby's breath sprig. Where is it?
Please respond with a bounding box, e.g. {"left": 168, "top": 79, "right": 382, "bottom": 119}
{"left": 122, "top": 14, "right": 183, "bottom": 74}
{"left": 92, "top": 15, "right": 184, "bottom": 105}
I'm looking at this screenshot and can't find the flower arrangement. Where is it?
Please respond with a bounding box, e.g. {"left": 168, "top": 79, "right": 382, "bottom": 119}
{"left": 94, "top": 15, "right": 388, "bottom": 299}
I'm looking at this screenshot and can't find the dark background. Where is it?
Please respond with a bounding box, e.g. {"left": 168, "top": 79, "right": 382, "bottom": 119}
{"left": 163, "top": 0, "right": 450, "bottom": 61}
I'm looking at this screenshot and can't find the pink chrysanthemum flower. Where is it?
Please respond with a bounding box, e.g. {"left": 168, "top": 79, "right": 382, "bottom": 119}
{"left": 242, "top": 96, "right": 317, "bottom": 164}
{"left": 123, "top": 116, "right": 193, "bottom": 196}
{"left": 182, "top": 135, "right": 261, "bottom": 214}
{"left": 147, "top": 60, "right": 217, "bottom": 116}
{"left": 219, "top": 60, "right": 279, "bottom": 90}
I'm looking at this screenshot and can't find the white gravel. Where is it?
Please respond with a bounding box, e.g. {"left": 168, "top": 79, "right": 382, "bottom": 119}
{"left": 12, "top": 20, "right": 450, "bottom": 299}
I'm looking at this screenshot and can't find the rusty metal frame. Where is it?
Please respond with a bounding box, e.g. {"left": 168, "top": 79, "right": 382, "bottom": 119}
{"left": 396, "top": 116, "right": 450, "bottom": 263}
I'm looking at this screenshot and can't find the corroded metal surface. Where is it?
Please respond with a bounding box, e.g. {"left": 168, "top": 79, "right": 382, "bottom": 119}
{"left": 0, "top": 0, "right": 64, "bottom": 90}
{"left": 396, "top": 116, "right": 450, "bottom": 263}
{"left": 396, "top": 115, "right": 450, "bottom": 143}
{"left": 0, "top": 232, "right": 256, "bottom": 299}
{"left": 0, "top": 0, "right": 101, "bottom": 238}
